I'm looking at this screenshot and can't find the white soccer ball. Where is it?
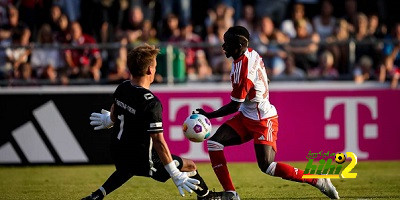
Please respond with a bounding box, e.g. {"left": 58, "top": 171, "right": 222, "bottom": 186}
{"left": 183, "top": 114, "right": 212, "bottom": 142}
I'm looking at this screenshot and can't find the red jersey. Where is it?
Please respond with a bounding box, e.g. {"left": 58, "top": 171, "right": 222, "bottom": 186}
{"left": 230, "top": 48, "right": 277, "bottom": 120}
{"left": 65, "top": 34, "right": 101, "bottom": 67}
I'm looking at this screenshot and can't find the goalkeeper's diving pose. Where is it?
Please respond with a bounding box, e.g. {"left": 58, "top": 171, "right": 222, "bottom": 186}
{"left": 82, "top": 44, "right": 222, "bottom": 200}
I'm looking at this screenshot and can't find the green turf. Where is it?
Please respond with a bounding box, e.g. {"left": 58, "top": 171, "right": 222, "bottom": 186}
{"left": 0, "top": 161, "right": 399, "bottom": 199}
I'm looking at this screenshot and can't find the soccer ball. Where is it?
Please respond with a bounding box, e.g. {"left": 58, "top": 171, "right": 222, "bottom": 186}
{"left": 335, "top": 153, "right": 346, "bottom": 164}
{"left": 182, "top": 114, "right": 212, "bottom": 142}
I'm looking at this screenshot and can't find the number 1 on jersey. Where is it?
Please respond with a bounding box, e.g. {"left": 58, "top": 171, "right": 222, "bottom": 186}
{"left": 117, "top": 114, "right": 124, "bottom": 140}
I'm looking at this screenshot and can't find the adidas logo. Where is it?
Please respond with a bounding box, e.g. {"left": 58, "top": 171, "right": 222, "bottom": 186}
{"left": 258, "top": 135, "right": 265, "bottom": 141}
{"left": 0, "top": 101, "right": 88, "bottom": 164}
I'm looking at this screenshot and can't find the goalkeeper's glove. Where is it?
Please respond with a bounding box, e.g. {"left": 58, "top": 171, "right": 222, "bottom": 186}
{"left": 164, "top": 161, "right": 200, "bottom": 196}
{"left": 89, "top": 109, "right": 114, "bottom": 130}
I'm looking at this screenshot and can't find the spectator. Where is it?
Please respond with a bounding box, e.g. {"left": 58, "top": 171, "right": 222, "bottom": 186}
{"left": 49, "top": 5, "right": 62, "bottom": 32}
{"left": 107, "top": 57, "right": 130, "bottom": 84}
{"left": 122, "top": 6, "right": 144, "bottom": 31}
{"left": 54, "top": 14, "right": 70, "bottom": 43}
{"left": 137, "top": 20, "right": 159, "bottom": 45}
{"left": 169, "top": 23, "right": 202, "bottom": 78}
{"left": 368, "top": 13, "right": 387, "bottom": 39}
{"left": 280, "top": 3, "right": 313, "bottom": 39}
{"left": 117, "top": 37, "right": 128, "bottom": 66}
{"left": 31, "top": 24, "right": 64, "bottom": 76}
{"left": 64, "top": 22, "right": 102, "bottom": 81}
{"left": 252, "top": 16, "right": 289, "bottom": 76}
{"left": 312, "top": 0, "right": 336, "bottom": 40}
{"left": 379, "top": 23, "right": 400, "bottom": 89}
{"left": 15, "top": 62, "right": 36, "bottom": 85}
{"left": 119, "top": 6, "right": 144, "bottom": 44}
{"left": 354, "top": 13, "right": 377, "bottom": 69}
{"left": 39, "top": 64, "right": 58, "bottom": 84}
{"left": 205, "top": 3, "right": 234, "bottom": 35}
{"left": 205, "top": 19, "right": 227, "bottom": 72}
{"left": 308, "top": 50, "right": 338, "bottom": 80}
{"left": 58, "top": 67, "right": 69, "bottom": 85}
{"left": 5, "top": 31, "right": 31, "bottom": 78}
{"left": 191, "top": 49, "right": 212, "bottom": 81}
{"left": 367, "top": 13, "right": 386, "bottom": 72}
{"left": 0, "top": 5, "right": 31, "bottom": 42}
{"left": 343, "top": 0, "right": 357, "bottom": 33}
{"left": 160, "top": 13, "right": 180, "bottom": 41}
{"left": 274, "top": 53, "right": 306, "bottom": 81}
{"left": 236, "top": 4, "right": 256, "bottom": 35}
{"left": 285, "top": 18, "right": 320, "bottom": 72}
{"left": 217, "top": 57, "right": 232, "bottom": 82}
{"left": 130, "top": 0, "right": 157, "bottom": 22}
{"left": 354, "top": 55, "right": 374, "bottom": 84}
{"left": 325, "top": 19, "right": 350, "bottom": 74}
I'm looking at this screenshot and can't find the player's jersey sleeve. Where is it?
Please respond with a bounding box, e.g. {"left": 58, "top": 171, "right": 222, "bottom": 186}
{"left": 230, "top": 58, "right": 252, "bottom": 102}
{"left": 145, "top": 99, "right": 163, "bottom": 134}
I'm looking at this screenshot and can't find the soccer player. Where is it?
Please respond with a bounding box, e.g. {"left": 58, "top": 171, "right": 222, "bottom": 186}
{"left": 195, "top": 26, "right": 340, "bottom": 200}
{"left": 82, "top": 44, "right": 221, "bottom": 200}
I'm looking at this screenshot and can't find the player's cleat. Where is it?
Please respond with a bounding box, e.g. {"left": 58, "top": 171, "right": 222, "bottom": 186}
{"left": 197, "top": 190, "right": 224, "bottom": 200}
{"left": 221, "top": 191, "right": 240, "bottom": 200}
{"left": 81, "top": 193, "right": 104, "bottom": 200}
{"left": 315, "top": 178, "right": 340, "bottom": 199}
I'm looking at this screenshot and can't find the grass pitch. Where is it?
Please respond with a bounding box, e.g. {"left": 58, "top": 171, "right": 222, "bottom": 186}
{"left": 0, "top": 161, "right": 399, "bottom": 200}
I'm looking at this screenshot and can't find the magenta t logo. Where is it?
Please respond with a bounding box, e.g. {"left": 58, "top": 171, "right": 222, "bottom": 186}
{"left": 324, "top": 97, "right": 378, "bottom": 159}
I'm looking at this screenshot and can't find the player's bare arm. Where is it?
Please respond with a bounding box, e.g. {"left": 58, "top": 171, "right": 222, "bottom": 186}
{"left": 195, "top": 100, "right": 241, "bottom": 119}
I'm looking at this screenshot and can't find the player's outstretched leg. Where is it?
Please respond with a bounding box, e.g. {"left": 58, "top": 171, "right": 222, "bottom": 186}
{"left": 314, "top": 178, "right": 340, "bottom": 199}
{"left": 81, "top": 169, "right": 133, "bottom": 200}
{"left": 207, "top": 124, "right": 243, "bottom": 200}
{"left": 255, "top": 144, "right": 339, "bottom": 199}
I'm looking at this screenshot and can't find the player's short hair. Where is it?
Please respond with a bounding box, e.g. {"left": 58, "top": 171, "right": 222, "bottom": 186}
{"left": 127, "top": 44, "right": 160, "bottom": 77}
{"left": 225, "top": 26, "right": 250, "bottom": 47}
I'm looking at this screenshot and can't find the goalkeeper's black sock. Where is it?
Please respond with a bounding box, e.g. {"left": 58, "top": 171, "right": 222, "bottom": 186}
{"left": 189, "top": 170, "right": 209, "bottom": 197}
{"left": 101, "top": 170, "right": 134, "bottom": 195}
{"left": 91, "top": 189, "right": 105, "bottom": 199}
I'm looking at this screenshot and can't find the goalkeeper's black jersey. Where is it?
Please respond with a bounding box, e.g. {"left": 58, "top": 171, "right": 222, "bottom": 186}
{"left": 110, "top": 80, "right": 163, "bottom": 173}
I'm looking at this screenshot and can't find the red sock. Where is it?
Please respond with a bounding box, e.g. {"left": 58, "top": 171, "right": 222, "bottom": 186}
{"left": 274, "top": 162, "right": 318, "bottom": 185}
{"left": 209, "top": 150, "right": 235, "bottom": 191}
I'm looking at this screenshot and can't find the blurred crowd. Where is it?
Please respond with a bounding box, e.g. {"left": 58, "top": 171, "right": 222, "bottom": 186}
{"left": 0, "top": 0, "right": 399, "bottom": 88}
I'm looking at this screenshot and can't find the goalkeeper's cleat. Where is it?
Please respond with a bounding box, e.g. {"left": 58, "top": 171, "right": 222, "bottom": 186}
{"left": 315, "top": 178, "right": 340, "bottom": 199}
{"left": 221, "top": 191, "right": 240, "bottom": 200}
{"left": 197, "top": 190, "right": 224, "bottom": 200}
{"left": 81, "top": 193, "right": 104, "bottom": 200}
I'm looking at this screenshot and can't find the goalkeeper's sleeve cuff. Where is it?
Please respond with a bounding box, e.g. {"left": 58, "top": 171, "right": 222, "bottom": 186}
{"left": 105, "top": 116, "right": 114, "bottom": 129}
{"left": 164, "top": 161, "right": 180, "bottom": 177}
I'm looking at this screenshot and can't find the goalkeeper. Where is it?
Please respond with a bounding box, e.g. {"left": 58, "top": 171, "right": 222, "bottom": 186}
{"left": 82, "top": 44, "right": 221, "bottom": 200}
